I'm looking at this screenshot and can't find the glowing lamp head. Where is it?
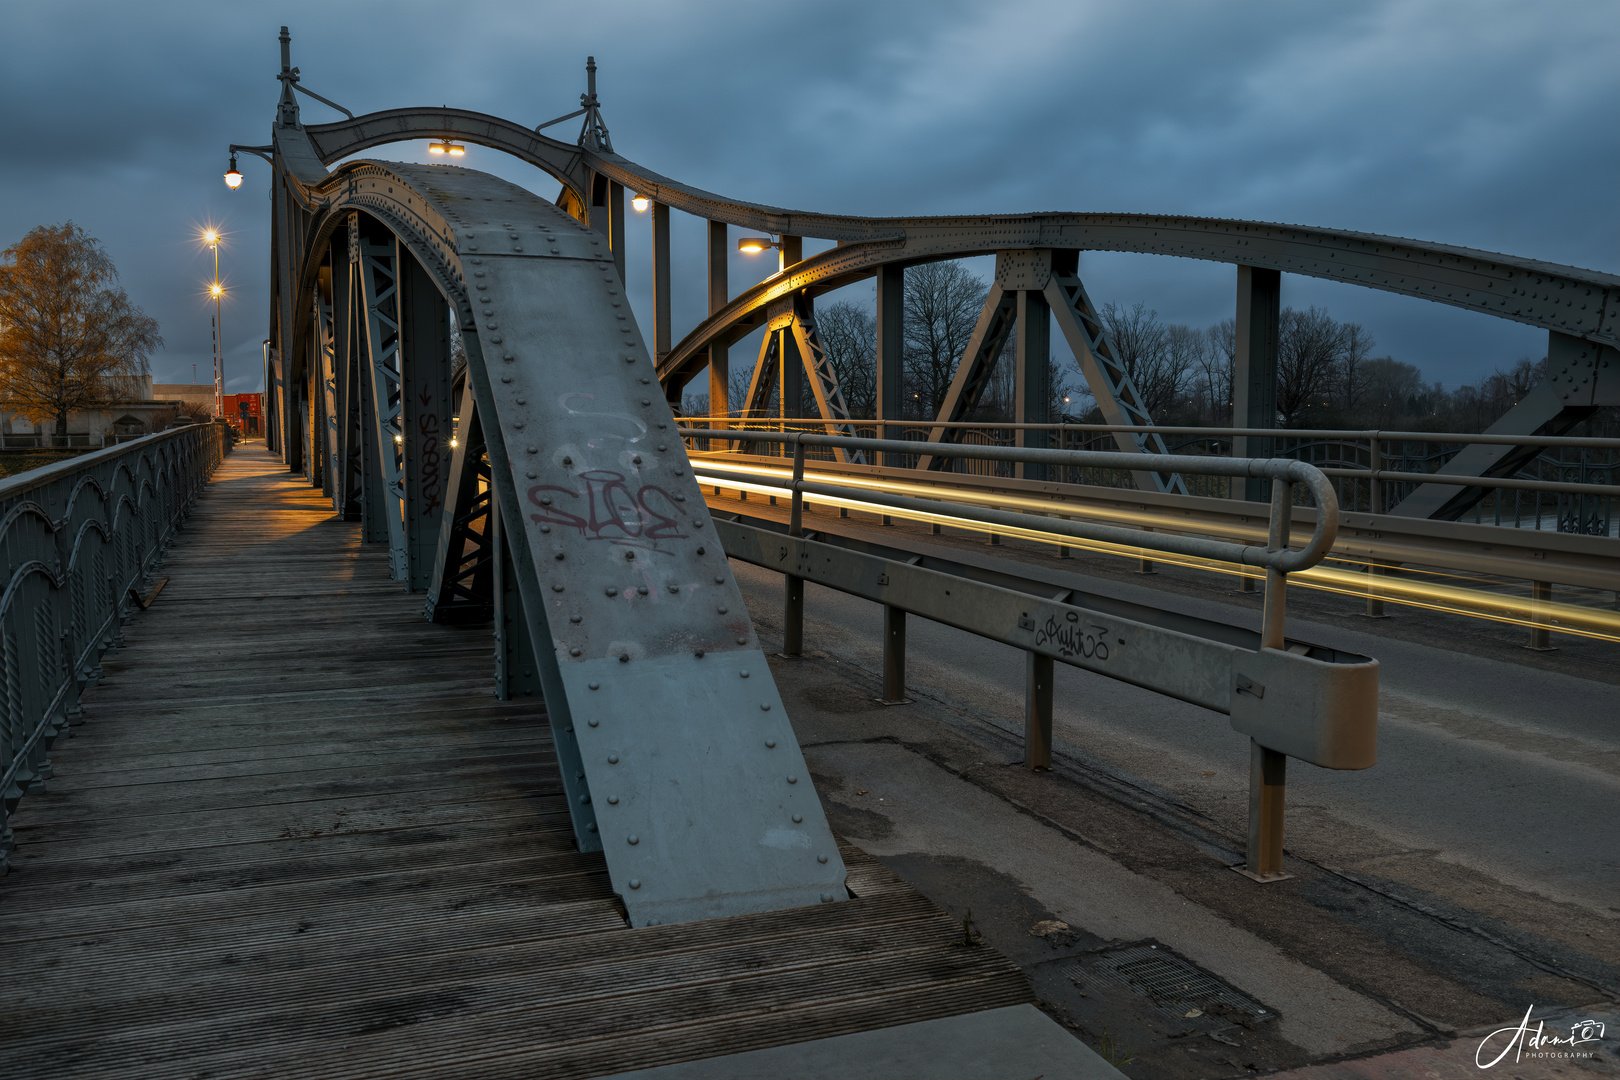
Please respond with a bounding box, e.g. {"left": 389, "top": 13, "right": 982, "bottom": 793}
{"left": 209, "top": 283, "right": 224, "bottom": 299}
{"left": 428, "top": 140, "right": 466, "bottom": 157}
{"left": 203, "top": 230, "right": 219, "bottom": 246}
{"left": 394, "top": 433, "right": 404, "bottom": 444}
{"left": 631, "top": 193, "right": 650, "bottom": 213}
{"left": 223, "top": 153, "right": 242, "bottom": 190}
{"left": 737, "top": 236, "right": 777, "bottom": 255}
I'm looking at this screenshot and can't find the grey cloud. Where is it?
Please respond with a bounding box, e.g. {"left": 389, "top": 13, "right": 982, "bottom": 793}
{"left": 0, "top": 0, "right": 1613, "bottom": 391}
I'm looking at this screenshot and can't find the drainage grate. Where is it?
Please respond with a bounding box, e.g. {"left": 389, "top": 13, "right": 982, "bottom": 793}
{"left": 1069, "top": 942, "right": 1275, "bottom": 1027}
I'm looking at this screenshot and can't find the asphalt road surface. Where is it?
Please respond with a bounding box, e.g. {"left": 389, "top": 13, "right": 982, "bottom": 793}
{"left": 722, "top": 504, "right": 1620, "bottom": 1078}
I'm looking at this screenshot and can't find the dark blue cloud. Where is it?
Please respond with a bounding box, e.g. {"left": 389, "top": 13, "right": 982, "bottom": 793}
{"left": 1, "top": 0, "right": 1613, "bottom": 392}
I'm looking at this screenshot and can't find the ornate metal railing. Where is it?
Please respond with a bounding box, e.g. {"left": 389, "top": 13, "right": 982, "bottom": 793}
{"left": 0, "top": 423, "right": 229, "bottom": 870}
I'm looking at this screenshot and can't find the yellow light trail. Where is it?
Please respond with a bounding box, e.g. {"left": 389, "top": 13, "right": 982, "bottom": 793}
{"left": 692, "top": 459, "right": 1620, "bottom": 644}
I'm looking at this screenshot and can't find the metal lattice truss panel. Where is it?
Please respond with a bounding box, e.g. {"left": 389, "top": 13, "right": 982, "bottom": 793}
{"left": 790, "top": 297, "right": 864, "bottom": 464}
{"left": 307, "top": 162, "right": 846, "bottom": 926}
{"left": 919, "top": 251, "right": 1185, "bottom": 493}
{"left": 918, "top": 288, "right": 1018, "bottom": 467}
{"left": 423, "top": 378, "right": 493, "bottom": 622}
{"left": 357, "top": 240, "right": 408, "bottom": 578}
{"left": 742, "top": 327, "right": 779, "bottom": 420}
{"left": 1392, "top": 334, "right": 1620, "bottom": 520}
{"left": 1042, "top": 254, "right": 1187, "bottom": 494}
{"left": 738, "top": 301, "right": 863, "bottom": 464}
{"left": 317, "top": 289, "right": 341, "bottom": 512}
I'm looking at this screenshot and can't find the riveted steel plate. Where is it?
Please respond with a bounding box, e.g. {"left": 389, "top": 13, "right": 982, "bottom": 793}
{"left": 339, "top": 163, "right": 848, "bottom": 925}
{"left": 565, "top": 650, "right": 846, "bottom": 926}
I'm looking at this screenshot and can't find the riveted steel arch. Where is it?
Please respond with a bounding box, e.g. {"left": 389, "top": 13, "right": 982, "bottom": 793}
{"left": 274, "top": 154, "right": 850, "bottom": 927}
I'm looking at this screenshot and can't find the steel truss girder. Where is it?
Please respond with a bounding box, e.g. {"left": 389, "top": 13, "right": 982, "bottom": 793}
{"left": 1391, "top": 334, "right": 1620, "bottom": 520}
{"left": 357, "top": 238, "right": 408, "bottom": 579}
{"left": 739, "top": 302, "right": 863, "bottom": 465}
{"left": 917, "top": 286, "right": 1019, "bottom": 467}
{"left": 917, "top": 252, "right": 1185, "bottom": 493}
{"left": 1042, "top": 252, "right": 1187, "bottom": 494}
{"left": 788, "top": 296, "right": 863, "bottom": 465}
{"left": 266, "top": 101, "right": 1620, "bottom": 423}
{"left": 654, "top": 225, "right": 1620, "bottom": 393}
{"left": 317, "top": 276, "right": 341, "bottom": 508}
{"left": 291, "top": 161, "right": 845, "bottom": 926}
{"left": 424, "top": 378, "right": 494, "bottom": 622}
{"left": 743, "top": 328, "right": 780, "bottom": 421}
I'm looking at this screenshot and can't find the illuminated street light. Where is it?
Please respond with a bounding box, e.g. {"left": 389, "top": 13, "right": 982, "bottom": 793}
{"left": 224, "top": 154, "right": 243, "bottom": 189}
{"left": 201, "top": 229, "right": 226, "bottom": 420}
{"left": 737, "top": 236, "right": 779, "bottom": 255}
{"left": 631, "top": 192, "right": 650, "bottom": 213}
{"left": 428, "top": 140, "right": 466, "bottom": 156}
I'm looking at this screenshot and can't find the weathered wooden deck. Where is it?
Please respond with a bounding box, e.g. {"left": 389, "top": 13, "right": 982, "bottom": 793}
{"left": 1, "top": 446, "right": 1031, "bottom": 1079}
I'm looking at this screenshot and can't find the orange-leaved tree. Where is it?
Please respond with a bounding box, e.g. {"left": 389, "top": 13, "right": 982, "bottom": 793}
{"left": 0, "top": 223, "right": 162, "bottom": 443}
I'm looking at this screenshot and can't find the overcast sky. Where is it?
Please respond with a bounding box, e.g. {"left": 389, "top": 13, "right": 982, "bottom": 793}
{"left": 1, "top": 0, "right": 1614, "bottom": 394}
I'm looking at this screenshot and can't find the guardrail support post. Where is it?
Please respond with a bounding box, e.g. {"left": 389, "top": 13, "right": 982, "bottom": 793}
{"left": 1025, "top": 652, "right": 1053, "bottom": 770}
{"left": 1137, "top": 526, "right": 1156, "bottom": 574}
{"left": 1362, "top": 437, "right": 1391, "bottom": 617}
{"left": 782, "top": 575, "right": 804, "bottom": 657}
{"left": 1241, "top": 478, "right": 1293, "bottom": 881}
{"left": 1246, "top": 741, "right": 1287, "bottom": 877}
{"left": 1526, "top": 580, "right": 1557, "bottom": 651}
{"left": 880, "top": 606, "right": 909, "bottom": 705}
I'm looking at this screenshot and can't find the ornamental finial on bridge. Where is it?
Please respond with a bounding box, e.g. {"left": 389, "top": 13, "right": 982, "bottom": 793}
{"left": 579, "top": 55, "right": 613, "bottom": 153}
{"left": 276, "top": 26, "right": 299, "bottom": 128}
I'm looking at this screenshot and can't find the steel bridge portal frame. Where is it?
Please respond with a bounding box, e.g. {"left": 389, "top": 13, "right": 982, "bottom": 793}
{"left": 261, "top": 58, "right": 847, "bottom": 923}
{"left": 245, "top": 30, "right": 1617, "bottom": 919}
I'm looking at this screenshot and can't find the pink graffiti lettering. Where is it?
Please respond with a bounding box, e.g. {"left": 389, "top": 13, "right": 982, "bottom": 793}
{"left": 528, "top": 470, "right": 687, "bottom": 545}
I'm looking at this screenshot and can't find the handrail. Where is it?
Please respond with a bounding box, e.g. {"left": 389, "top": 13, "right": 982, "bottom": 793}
{"left": 680, "top": 429, "right": 1340, "bottom": 574}
{"left": 0, "top": 423, "right": 230, "bottom": 870}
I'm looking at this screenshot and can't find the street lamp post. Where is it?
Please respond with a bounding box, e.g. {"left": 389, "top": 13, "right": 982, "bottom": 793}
{"left": 204, "top": 231, "right": 224, "bottom": 419}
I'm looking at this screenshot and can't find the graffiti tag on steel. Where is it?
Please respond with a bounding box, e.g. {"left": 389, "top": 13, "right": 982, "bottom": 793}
{"left": 527, "top": 470, "right": 687, "bottom": 548}
{"left": 1034, "top": 611, "right": 1111, "bottom": 661}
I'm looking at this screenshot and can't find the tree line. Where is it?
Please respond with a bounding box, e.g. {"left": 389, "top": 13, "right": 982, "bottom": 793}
{"left": 685, "top": 258, "right": 1564, "bottom": 435}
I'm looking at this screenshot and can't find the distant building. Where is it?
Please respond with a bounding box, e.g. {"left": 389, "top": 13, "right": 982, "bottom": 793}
{"left": 0, "top": 379, "right": 262, "bottom": 446}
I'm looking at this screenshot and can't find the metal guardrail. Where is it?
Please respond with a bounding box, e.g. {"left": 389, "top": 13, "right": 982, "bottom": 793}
{"left": 681, "top": 429, "right": 1340, "bottom": 574}
{"left": 680, "top": 417, "right": 1620, "bottom": 532}
{"left": 0, "top": 423, "right": 229, "bottom": 871}
{"left": 683, "top": 428, "right": 1364, "bottom": 882}
{"left": 684, "top": 422, "right": 1620, "bottom": 647}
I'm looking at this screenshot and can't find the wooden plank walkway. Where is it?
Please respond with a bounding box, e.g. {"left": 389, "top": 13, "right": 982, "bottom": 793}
{"left": 1, "top": 445, "right": 1031, "bottom": 1080}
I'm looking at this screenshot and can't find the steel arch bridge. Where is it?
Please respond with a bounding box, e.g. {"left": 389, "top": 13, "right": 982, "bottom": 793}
{"left": 241, "top": 28, "right": 1619, "bottom": 929}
